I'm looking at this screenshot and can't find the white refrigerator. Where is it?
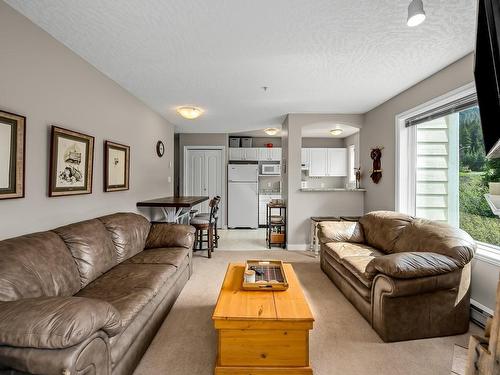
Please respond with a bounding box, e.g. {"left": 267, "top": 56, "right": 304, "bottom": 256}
{"left": 228, "top": 164, "right": 259, "bottom": 228}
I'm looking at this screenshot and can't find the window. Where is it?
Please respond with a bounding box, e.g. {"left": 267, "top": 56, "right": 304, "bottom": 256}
{"left": 397, "top": 86, "right": 500, "bottom": 248}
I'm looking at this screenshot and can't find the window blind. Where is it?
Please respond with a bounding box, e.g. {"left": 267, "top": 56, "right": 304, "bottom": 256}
{"left": 405, "top": 93, "right": 478, "bottom": 127}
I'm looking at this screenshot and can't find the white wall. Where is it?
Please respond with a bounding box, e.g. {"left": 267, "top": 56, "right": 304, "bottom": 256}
{"left": 284, "top": 114, "right": 364, "bottom": 248}
{"left": 0, "top": 2, "right": 174, "bottom": 239}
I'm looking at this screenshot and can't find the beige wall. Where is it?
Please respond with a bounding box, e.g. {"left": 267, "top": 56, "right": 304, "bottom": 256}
{"left": 284, "top": 114, "right": 364, "bottom": 248}
{"left": 301, "top": 137, "right": 344, "bottom": 148}
{"left": 361, "top": 53, "right": 475, "bottom": 212}
{"left": 0, "top": 2, "right": 175, "bottom": 239}
{"left": 250, "top": 137, "right": 282, "bottom": 147}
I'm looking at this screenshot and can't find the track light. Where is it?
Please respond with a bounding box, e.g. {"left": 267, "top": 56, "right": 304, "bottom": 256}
{"left": 407, "top": 0, "right": 426, "bottom": 27}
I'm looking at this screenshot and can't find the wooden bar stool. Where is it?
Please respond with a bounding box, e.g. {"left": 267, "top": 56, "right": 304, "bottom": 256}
{"left": 190, "top": 198, "right": 218, "bottom": 258}
{"left": 195, "top": 196, "right": 221, "bottom": 249}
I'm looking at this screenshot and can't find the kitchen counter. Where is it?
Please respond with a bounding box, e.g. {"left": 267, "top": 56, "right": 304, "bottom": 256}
{"left": 300, "top": 188, "right": 366, "bottom": 192}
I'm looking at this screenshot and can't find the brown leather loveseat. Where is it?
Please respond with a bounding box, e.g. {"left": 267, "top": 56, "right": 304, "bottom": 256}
{"left": 0, "top": 212, "right": 195, "bottom": 375}
{"left": 318, "top": 211, "right": 476, "bottom": 342}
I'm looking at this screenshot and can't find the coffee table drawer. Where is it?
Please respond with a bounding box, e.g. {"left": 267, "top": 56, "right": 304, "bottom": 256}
{"left": 219, "top": 329, "right": 308, "bottom": 367}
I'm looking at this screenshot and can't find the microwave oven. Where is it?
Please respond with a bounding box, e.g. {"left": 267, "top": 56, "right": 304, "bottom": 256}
{"left": 261, "top": 164, "right": 281, "bottom": 175}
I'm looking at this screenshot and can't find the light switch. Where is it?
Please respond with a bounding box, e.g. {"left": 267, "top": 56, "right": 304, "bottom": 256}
{"left": 167, "top": 176, "right": 172, "bottom": 183}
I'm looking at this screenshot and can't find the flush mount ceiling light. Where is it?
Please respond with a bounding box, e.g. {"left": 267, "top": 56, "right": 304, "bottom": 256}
{"left": 407, "top": 0, "right": 426, "bottom": 27}
{"left": 330, "top": 128, "right": 344, "bottom": 136}
{"left": 176, "top": 106, "right": 204, "bottom": 120}
{"left": 264, "top": 128, "right": 279, "bottom": 136}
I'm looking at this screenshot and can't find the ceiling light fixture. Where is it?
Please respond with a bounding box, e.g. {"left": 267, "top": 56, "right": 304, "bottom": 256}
{"left": 330, "top": 128, "right": 343, "bottom": 136}
{"left": 407, "top": 0, "right": 426, "bottom": 27}
{"left": 264, "top": 128, "right": 279, "bottom": 136}
{"left": 176, "top": 106, "right": 204, "bottom": 120}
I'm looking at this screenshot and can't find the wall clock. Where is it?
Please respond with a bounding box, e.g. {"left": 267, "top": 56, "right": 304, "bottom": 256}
{"left": 156, "top": 141, "right": 165, "bottom": 157}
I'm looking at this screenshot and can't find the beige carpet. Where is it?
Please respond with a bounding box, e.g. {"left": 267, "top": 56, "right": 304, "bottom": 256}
{"left": 133, "top": 250, "right": 481, "bottom": 375}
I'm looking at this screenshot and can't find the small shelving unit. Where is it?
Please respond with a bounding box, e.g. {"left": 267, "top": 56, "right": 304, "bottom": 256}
{"left": 266, "top": 202, "right": 286, "bottom": 249}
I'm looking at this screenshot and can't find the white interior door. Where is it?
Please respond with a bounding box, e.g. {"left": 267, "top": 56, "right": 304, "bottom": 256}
{"left": 185, "top": 148, "right": 224, "bottom": 225}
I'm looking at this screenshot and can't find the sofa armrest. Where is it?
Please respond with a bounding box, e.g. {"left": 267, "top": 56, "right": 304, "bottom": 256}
{"left": 145, "top": 223, "right": 196, "bottom": 249}
{"left": 0, "top": 331, "right": 111, "bottom": 375}
{"left": 366, "top": 252, "right": 460, "bottom": 279}
{"left": 318, "top": 221, "right": 364, "bottom": 244}
{"left": 0, "top": 297, "right": 122, "bottom": 350}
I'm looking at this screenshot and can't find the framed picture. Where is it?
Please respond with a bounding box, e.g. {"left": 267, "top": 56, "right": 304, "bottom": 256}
{"left": 104, "top": 140, "right": 130, "bottom": 192}
{"left": 49, "top": 126, "right": 94, "bottom": 197}
{"left": 0, "top": 110, "right": 26, "bottom": 200}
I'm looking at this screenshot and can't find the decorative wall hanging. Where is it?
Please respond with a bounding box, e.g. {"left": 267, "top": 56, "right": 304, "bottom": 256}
{"left": 370, "top": 147, "right": 383, "bottom": 184}
{"left": 0, "top": 110, "right": 25, "bottom": 200}
{"left": 104, "top": 140, "right": 130, "bottom": 192}
{"left": 156, "top": 140, "right": 165, "bottom": 157}
{"left": 49, "top": 126, "right": 94, "bottom": 197}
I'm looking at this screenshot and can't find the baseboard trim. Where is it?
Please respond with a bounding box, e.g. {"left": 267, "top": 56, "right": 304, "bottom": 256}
{"left": 470, "top": 299, "right": 494, "bottom": 328}
{"left": 287, "top": 244, "right": 309, "bottom": 251}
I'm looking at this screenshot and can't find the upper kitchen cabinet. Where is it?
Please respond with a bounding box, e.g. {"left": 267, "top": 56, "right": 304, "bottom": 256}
{"left": 308, "top": 148, "right": 328, "bottom": 176}
{"left": 327, "top": 148, "right": 347, "bottom": 176}
{"left": 229, "top": 148, "right": 259, "bottom": 161}
{"left": 258, "top": 147, "right": 281, "bottom": 161}
{"left": 307, "top": 148, "right": 347, "bottom": 177}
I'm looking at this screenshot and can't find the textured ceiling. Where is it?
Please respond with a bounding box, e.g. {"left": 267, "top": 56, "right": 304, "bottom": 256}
{"left": 5, "top": 0, "right": 477, "bottom": 133}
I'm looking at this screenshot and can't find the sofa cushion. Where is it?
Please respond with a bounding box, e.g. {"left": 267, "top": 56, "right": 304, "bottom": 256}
{"left": 359, "top": 211, "right": 413, "bottom": 253}
{"left": 99, "top": 213, "right": 151, "bottom": 263}
{"left": 323, "top": 242, "right": 384, "bottom": 262}
{"left": 318, "top": 221, "right": 365, "bottom": 244}
{"left": 76, "top": 263, "right": 176, "bottom": 327}
{"left": 55, "top": 219, "right": 118, "bottom": 288}
{"left": 145, "top": 223, "right": 196, "bottom": 249}
{"left": 393, "top": 219, "right": 476, "bottom": 266}
{"left": 0, "top": 232, "right": 80, "bottom": 301}
{"left": 341, "top": 256, "right": 378, "bottom": 288}
{"left": 124, "top": 247, "right": 189, "bottom": 268}
{"left": 322, "top": 249, "right": 372, "bottom": 301}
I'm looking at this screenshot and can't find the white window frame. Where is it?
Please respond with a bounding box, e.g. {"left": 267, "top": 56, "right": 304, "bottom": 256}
{"left": 395, "top": 82, "right": 500, "bottom": 266}
{"left": 347, "top": 144, "right": 356, "bottom": 184}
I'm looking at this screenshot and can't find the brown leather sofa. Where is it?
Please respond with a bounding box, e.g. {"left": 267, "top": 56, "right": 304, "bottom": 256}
{"left": 318, "top": 211, "right": 476, "bottom": 342}
{"left": 0, "top": 213, "right": 195, "bottom": 375}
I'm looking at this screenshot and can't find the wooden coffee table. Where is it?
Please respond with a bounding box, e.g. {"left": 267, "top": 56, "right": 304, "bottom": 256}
{"left": 212, "top": 263, "right": 314, "bottom": 375}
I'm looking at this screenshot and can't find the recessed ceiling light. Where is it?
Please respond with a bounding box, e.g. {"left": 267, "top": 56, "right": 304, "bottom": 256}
{"left": 264, "top": 128, "right": 279, "bottom": 136}
{"left": 176, "top": 106, "right": 204, "bottom": 120}
{"left": 330, "top": 128, "right": 343, "bottom": 136}
{"left": 407, "top": 0, "right": 426, "bottom": 27}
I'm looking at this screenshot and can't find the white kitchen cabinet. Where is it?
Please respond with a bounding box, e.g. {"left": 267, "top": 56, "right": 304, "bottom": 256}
{"left": 301, "top": 148, "right": 310, "bottom": 169}
{"left": 308, "top": 148, "right": 328, "bottom": 176}
{"left": 327, "top": 148, "right": 347, "bottom": 176}
{"left": 229, "top": 148, "right": 245, "bottom": 161}
{"left": 258, "top": 147, "right": 281, "bottom": 161}
{"left": 271, "top": 148, "right": 281, "bottom": 161}
{"left": 229, "top": 148, "right": 259, "bottom": 161}
{"left": 258, "top": 194, "right": 281, "bottom": 225}
{"left": 308, "top": 148, "right": 347, "bottom": 177}
{"left": 245, "top": 148, "right": 259, "bottom": 161}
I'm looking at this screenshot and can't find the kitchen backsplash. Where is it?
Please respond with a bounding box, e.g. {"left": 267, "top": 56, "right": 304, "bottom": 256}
{"left": 259, "top": 176, "right": 281, "bottom": 194}
{"left": 301, "top": 174, "right": 346, "bottom": 189}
